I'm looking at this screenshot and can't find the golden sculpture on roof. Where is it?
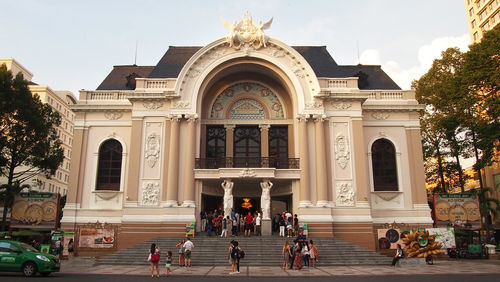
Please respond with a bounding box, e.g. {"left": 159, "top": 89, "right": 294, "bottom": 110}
{"left": 222, "top": 11, "right": 273, "bottom": 50}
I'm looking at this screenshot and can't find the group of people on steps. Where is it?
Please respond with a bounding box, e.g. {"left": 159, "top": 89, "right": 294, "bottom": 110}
{"left": 282, "top": 237, "right": 318, "bottom": 270}
{"left": 200, "top": 209, "right": 263, "bottom": 237}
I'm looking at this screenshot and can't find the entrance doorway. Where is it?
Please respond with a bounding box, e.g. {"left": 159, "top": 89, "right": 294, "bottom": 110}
{"left": 233, "top": 197, "right": 261, "bottom": 215}
{"left": 201, "top": 194, "right": 222, "bottom": 214}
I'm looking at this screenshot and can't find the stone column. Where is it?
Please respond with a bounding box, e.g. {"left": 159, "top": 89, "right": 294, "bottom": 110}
{"left": 260, "top": 179, "right": 273, "bottom": 235}
{"left": 222, "top": 179, "right": 234, "bottom": 218}
{"left": 314, "top": 114, "right": 329, "bottom": 207}
{"left": 259, "top": 124, "right": 270, "bottom": 160}
{"left": 165, "top": 114, "right": 181, "bottom": 207}
{"left": 182, "top": 114, "right": 198, "bottom": 207}
{"left": 161, "top": 119, "right": 171, "bottom": 202}
{"left": 298, "top": 114, "right": 312, "bottom": 207}
{"left": 224, "top": 124, "right": 235, "bottom": 167}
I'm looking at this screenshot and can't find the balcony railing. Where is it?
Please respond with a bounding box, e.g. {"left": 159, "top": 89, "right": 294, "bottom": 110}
{"left": 195, "top": 157, "right": 300, "bottom": 169}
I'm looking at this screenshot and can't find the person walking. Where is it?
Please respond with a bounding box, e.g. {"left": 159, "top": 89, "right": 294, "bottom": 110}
{"left": 282, "top": 241, "right": 291, "bottom": 270}
{"left": 391, "top": 244, "right": 404, "bottom": 267}
{"left": 176, "top": 239, "right": 185, "bottom": 267}
{"left": 183, "top": 237, "right": 195, "bottom": 267}
{"left": 221, "top": 216, "right": 229, "bottom": 237}
{"left": 244, "top": 212, "right": 253, "bottom": 237}
{"left": 164, "top": 251, "right": 173, "bottom": 276}
{"left": 200, "top": 210, "right": 207, "bottom": 232}
{"left": 309, "top": 240, "right": 318, "bottom": 267}
{"left": 149, "top": 243, "right": 161, "bottom": 277}
{"left": 67, "top": 239, "right": 74, "bottom": 259}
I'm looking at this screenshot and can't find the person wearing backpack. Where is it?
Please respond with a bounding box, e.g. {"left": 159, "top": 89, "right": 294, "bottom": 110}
{"left": 229, "top": 241, "right": 238, "bottom": 274}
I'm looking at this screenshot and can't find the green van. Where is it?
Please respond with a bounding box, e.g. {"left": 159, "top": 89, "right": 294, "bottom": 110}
{"left": 0, "top": 240, "right": 60, "bottom": 276}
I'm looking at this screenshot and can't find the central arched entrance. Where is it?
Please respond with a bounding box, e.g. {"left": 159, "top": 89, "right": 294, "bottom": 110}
{"left": 194, "top": 59, "right": 299, "bottom": 235}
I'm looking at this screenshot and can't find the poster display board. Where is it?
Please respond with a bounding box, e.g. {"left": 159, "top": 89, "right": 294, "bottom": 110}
{"left": 377, "top": 227, "right": 457, "bottom": 250}
{"left": 78, "top": 228, "right": 115, "bottom": 249}
{"left": 10, "top": 193, "right": 59, "bottom": 229}
{"left": 426, "top": 228, "right": 456, "bottom": 249}
{"left": 434, "top": 194, "right": 480, "bottom": 228}
{"left": 377, "top": 228, "right": 411, "bottom": 250}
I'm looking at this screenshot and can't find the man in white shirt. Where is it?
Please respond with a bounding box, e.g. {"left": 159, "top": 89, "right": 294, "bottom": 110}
{"left": 255, "top": 212, "right": 262, "bottom": 236}
{"left": 183, "top": 237, "right": 195, "bottom": 267}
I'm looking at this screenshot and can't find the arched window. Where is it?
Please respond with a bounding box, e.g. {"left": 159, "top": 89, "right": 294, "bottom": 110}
{"left": 96, "top": 139, "right": 123, "bottom": 191}
{"left": 371, "top": 139, "right": 398, "bottom": 191}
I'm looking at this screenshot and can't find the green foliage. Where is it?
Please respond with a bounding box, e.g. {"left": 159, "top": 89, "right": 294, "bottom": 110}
{"left": 469, "top": 187, "right": 500, "bottom": 222}
{"left": 415, "top": 26, "right": 500, "bottom": 194}
{"left": 0, "top": 63, "right": 64, "bottom": 231}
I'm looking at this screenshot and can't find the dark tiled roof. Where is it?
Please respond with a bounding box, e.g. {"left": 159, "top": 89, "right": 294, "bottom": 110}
{"left": 98, "top": 46, "right": 400, "bottom": 90}
{"left": 96, "top": 65, "right": 155, "bottom": 90}
{"left": 148, "top": 47, "right": 202, "bottom": 79}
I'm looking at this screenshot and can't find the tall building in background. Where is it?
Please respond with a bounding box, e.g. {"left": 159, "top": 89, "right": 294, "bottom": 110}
{"left": 0, "top": 58, "right": 77, "bottom": 196}
{"left": 465, "top": 0, "right": 499, "bottom": 43}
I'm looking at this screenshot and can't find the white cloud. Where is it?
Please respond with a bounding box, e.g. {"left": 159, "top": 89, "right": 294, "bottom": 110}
{"left": 359, "top": 34, "right": 470, "bottom": 89}
{"left": 359, "top": 49, "right": 381, "bottom": 65}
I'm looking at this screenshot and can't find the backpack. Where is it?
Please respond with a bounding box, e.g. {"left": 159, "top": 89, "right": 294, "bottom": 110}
{"left": 238, "top": 248, "right": 245, "bottom": 259}
{"left": 231, "top": 247, "right": 239, "bottom": 259}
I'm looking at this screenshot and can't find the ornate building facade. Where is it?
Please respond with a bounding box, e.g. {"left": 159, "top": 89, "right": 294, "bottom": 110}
{"left": 62, "top": 14, "right": 432, "bottom": 250}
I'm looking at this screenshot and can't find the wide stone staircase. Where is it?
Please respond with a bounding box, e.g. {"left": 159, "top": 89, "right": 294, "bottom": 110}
{"left": 97, "top": 235, "right": 392, "bottom": 266}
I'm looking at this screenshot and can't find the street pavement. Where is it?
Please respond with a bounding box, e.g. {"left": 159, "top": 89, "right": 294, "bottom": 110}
{"left": 53, "top": 257, "right": 500, "bottom": 277}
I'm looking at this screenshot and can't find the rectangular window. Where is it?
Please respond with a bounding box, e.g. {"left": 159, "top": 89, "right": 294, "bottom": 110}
{"left": 471, "top": 19, "right": 476, "bottom": 28}
{"left": 470, "top": 7, "right": 474, "bottom": 16}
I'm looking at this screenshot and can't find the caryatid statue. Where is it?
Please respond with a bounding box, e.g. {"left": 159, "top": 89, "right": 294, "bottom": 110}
{"left": 221, "top": 179, "right": 234, "bottom": 218}
{"left": 260, "top": 180, "right": 273, "bottom": 220}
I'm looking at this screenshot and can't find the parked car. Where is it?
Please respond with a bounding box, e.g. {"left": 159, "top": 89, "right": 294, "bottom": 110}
{"left": 0, "top": 240, "right": 60, "bottom": 276}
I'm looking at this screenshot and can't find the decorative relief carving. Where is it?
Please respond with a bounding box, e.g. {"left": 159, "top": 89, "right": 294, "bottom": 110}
{"left": 372, "top": 112, "right": 390, "bottom": 120}
{"left": 189, "top": 65, "right": 204, "bottom": 78}
{"left": 145, "top": 133, "right": 160, "bottom": 168}
{"left": 334, "top": 135, "right": 350, "bottom": 169}
{"left": 305, "top": 101, "right": 323, "bottom": 109}
{"left": 312, "top": 114, "right": 327, "bottom": 122}
{"left": 331, "top": 102, "right": 352, "bottom": 110}
{"left": 239, "top": 168, "right": 256, "bottom": 178}
{"left": 379, "top": 131, "right": 387, "bottom": 137}
{"left": 296, "top": 113, "right": 310, "bottom": 122}
{"left": 104, "top": 111, "right": 122, "bottom": 120}
{"left": 141, "top": 182, "right": 160, "bottom": 206}
{"left": 291, "top": 62, "right": 305, "bottom": 78}
{"left": 222, "top": 11, "right": 273, "bottom": 50}
{"left": 375, "top": 192, "right": 401, "bottom": 202}
{"left": 173, "top": 100, "right": 190, "bottom": 109}
{"left": 208, "top": 48, "right": 226, "bottom": 60}
{"left": 143, "top": 101, "right": 164, "bottom": 110}
{"left": 268, "top": 47, "right": 286, "bottom": 58}
{"left": 336, "top": 183, "right": 355, "bottom": 206}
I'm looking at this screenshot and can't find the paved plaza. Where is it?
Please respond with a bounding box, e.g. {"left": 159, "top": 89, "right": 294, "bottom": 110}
{"left": 59, "top": 257, "right": 500, "bottom": 277}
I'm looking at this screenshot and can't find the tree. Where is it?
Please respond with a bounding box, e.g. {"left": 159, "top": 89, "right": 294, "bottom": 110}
{"left": 0, "top": 64, "right": 64, "bottom": 231}
{"left": 414, "top": 48, "right": 470, "bottom": 193}
{"left": 460, "top": 25, "right": 500, "bottom": 175}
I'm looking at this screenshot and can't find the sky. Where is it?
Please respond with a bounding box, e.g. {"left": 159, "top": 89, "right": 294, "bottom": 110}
{"left": 0, "top": 0, "right": 471, "bottom": 97}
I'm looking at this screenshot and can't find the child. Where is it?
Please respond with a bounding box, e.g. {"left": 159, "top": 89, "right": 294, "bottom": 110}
{"left": 165, "top": 251, "right": 173, "bottom": 275}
